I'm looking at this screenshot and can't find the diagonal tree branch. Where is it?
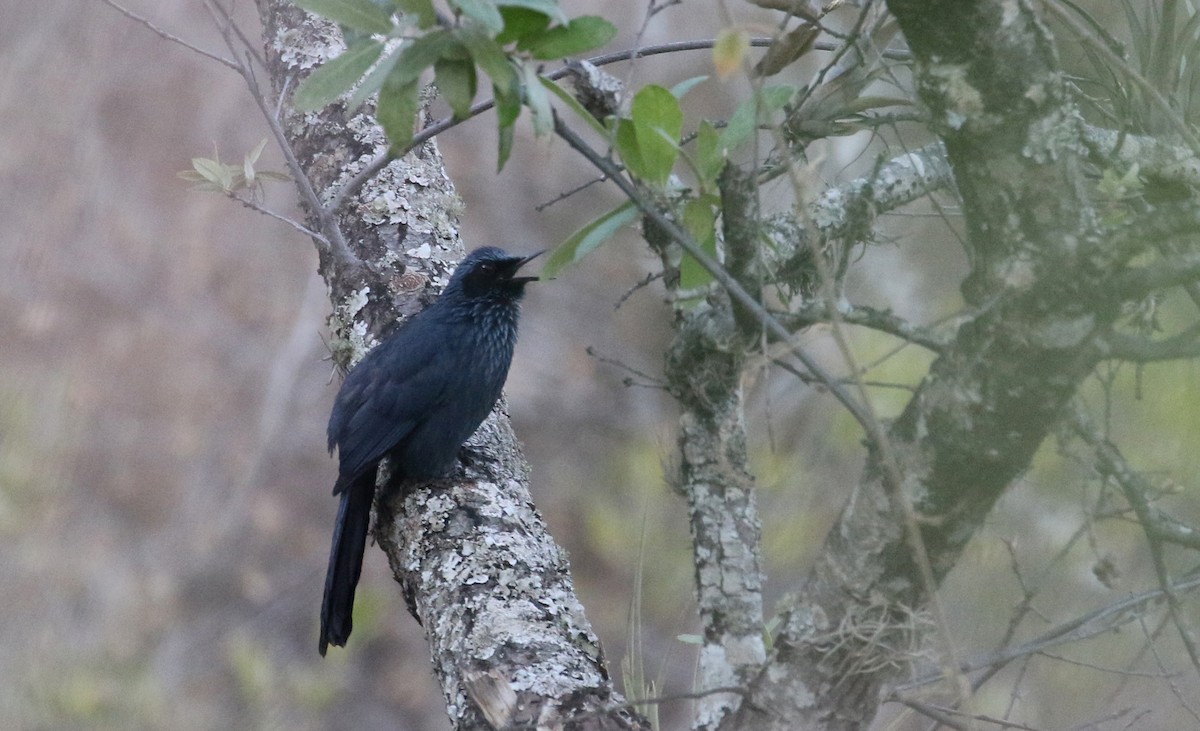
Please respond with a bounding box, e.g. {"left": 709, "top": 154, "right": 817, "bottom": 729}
{"left": 252, "top": 3, "right": 646, "bottom": 728}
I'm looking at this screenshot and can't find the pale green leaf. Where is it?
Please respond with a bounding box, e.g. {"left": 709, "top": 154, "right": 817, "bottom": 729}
{"left": 451, "top": 0, "right": 504, "bottom": 33}
{"left": 293, "top": 0, "right": 394, "bottom": 34}
{"left": 629, "top": 84, "right": 683, "bottom": 188}
{"left": 524, "top": 16, "right": 617, "bottom": 60}
{"left": 542, "top": 201, "right": 639, "bottom": 277}
{"left": 496, "top": 0, "right": 567, "bottom": 24}
{"left": 539, "top": 76, "right": 607, "bottom": 136}
{"left": 521, "top": 62, "right": 553, "bottom": 136}
{"left": 293, "top": 39, "right": 384, "bottom": 111}
{"left": 377, "top": 77, "right": 420, "bottom": 150}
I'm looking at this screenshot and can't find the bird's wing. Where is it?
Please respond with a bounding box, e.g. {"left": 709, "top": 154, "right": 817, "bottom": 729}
{"left": 328, "top": 319, "right": 453, "bottom": 492}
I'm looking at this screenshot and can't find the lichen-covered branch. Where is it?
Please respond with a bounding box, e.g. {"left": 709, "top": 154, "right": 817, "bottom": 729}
{"left": 719, "top": 1, "right": 1122, "bottom": 727}
{"left": 253, "top": 3, "right": 643, "bottom": 728}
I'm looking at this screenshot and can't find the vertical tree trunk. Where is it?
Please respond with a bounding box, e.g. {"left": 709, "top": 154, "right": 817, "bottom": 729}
{"left": 253, "top": 3, "right": 647, "bottom": 727}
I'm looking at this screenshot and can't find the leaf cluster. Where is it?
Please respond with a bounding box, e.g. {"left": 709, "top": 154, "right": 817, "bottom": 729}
{"left": 177, "top": 139, "right": 290, "bottom": 197}
{"left": 292, "top": 0, "right": 616, "bottom": 168}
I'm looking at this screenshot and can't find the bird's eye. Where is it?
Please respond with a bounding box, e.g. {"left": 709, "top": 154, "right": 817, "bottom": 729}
{"left": 479, "top": 262, "right": 496, "bottom": 273}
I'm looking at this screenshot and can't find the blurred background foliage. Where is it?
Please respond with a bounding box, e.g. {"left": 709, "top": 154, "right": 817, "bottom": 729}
{"left": 3, "top": 0, "right": 1200, "bottom": 729}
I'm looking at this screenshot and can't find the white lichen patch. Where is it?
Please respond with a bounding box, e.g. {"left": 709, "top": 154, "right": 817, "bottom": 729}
{"left": 928, "top": 64, "right": 985, "bottom": 129}
{"left": 273, "top": 19, "right": 343, "bottom": 71}
{"left": 1022, "top": 102, "right": 1084, "bottom": 164}
{"left": 1030, "top": 313, "right": 1095, "bottom": 349}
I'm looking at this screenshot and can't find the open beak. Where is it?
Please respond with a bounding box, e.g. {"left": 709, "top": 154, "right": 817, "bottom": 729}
{"left": 509, "top": 250, "right": 545, "bottom": 283}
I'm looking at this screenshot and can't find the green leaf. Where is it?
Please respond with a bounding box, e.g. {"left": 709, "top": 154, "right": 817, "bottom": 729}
{"left": 293, "top": 0, "right": 394, "bottom": 35}
{"left": 719, "top": 84, "right": 794, "bottom": 150}
{"left": 243, "top": 139, "right": 268, "bottom": 185}
{"left": 629, "top": 84, "right": 683, "bottom": 188}
{"left": 346, "top": 43, "right": 402, "bottom": 110}
{"left": 695, "top": 120, "right": 724, "bottom": 187}
{"left": 680, "top": 196, "right": 717, "bottom": 290}
{"left": 670, "top": 75, "right": 709, "bottom": 99}
{"left": 391, "top": 29, "right": 457, "bottom": 86}
{"left": 348, "top": 29, "right": 456, "bottom": 111}
{"left": 524, "top": 16, "right": 617, "bottom": 60}
{"left": 192, "top": 157, "right": 233, "bottom": 190}
{"left": 496, "top": 0, "right": 567, "bottom": 24}
{"left": 496, "top": 6, "right": 552, "bottom": 45}
{"left": 463, "top": 26, "right": 519, "bottom": 97}
{"left": 394, "top": 0, "right": 438, "bottom": 28}
{"left": 450, "top": 0, "right": 504, "bottom": 33}
{"left": 377, "top": 77, "right": 421, "bottom": 150}
{"left": 496, "top": 120, "right": 515, "bottom": 172}
{"left": 520, "top": 63, "right": 553, "bottom": 136}
{"left": 543, "top": 201, "right": 639, "bottom": 277}
{"left": 293, "top": 39, "right": 384, "bottom": 111}
{"left": 539, "top": 76, "right": 607, "bottom": 136}
{"left": 614, "top": 118, "right": 648, "bottom": 180}
{"left": 435, "top": 57, "right": 478, "bottom": 119}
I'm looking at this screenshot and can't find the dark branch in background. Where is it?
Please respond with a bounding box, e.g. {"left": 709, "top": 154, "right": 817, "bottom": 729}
{"left": 1110, "top": 251, "right": 1200, "bottom": 300}
{"left": 893, "top": 566, "right": 1200, "bottom": 693}
{"left": 551, "top": 114, "right": 874, "bottom": 431}
{"left": 1101, "top": 325, "right": 1200, "bottom": 363}
{"left": 1074, "top": 412, "right": 1200, "bottom": 681}
{"left": 771, "top": 303, "right": 951, "bottom": 351}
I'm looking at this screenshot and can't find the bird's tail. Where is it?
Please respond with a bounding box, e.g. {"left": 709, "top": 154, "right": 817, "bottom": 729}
{"left": 319, "top": 471, "right": 375, "bottom": 655}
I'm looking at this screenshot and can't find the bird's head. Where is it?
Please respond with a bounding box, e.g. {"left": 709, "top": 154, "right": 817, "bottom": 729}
{"left": 447, "top": 246, "right": 542, "bottom": 303}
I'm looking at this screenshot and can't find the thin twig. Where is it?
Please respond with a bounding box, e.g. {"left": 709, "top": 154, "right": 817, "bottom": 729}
{"left": 99, "top": 0, "right": 239, "bottom": 70}
{"left": 553, "top": 114, "right": 873, "bottom": 430}
{"left": 329, "top": 36, "right": 908, "bottom": 214}
{"left": 202, "top": 0, "right": 359, "bottom": 270}
{"left": 226, "top": 192, "right": 328, "bottom": 243}
{"left": 894, "top": 567, "right": 1200, "bottom": 692}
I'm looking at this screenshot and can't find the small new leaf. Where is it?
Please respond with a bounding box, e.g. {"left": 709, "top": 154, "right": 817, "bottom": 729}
{"left": 679, "top": 196, "right": 718, "bottom": 291}
{"left": 713, "top": 27, "right": 749, "bottom": 78}
{"left": 293, "top": 0, "right": 394, "bottom": 35}
{"left": 695, "top": 121, "right": 724, "bottom": 187}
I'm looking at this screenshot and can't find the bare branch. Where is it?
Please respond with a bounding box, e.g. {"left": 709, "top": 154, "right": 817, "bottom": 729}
{"left": 202, "top": 0, "right": 359, "bottom": 271}
{"left": 771, "top": 302, "right": 951, "bottom": 351}
{"left": 1111, "top": 252, "right": 1200, "bottom": 300}
{"left": 98, "top": 0, "right": 238, "bottom": 69}
{"left": 225, "top": 192, "right": 328, "bottom": 243}
{"left": 1100, "top": 325, "right": 1200, "bottom": 363}
{"left": 1083, "top": 124, "right": 1200, "bottom": 189}
{"left": 894, "top": 567, "right": 1200, "bottom": 692}
{"left": 552, "top": 114, "right": 874, "bottom": 431}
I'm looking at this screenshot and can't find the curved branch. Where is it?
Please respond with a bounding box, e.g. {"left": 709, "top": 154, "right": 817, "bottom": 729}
{"left": 1100, "top": 325, "right": 1200, "bottom": 363}
{"left": 552, "top": 114, "right": 875, "bottom": 431}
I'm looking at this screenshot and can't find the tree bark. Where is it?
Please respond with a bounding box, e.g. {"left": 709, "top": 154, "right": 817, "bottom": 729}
{"left": 253, "top": 3, "right": 646, "bottom": 728}
{"left": 714, "top": 2, "right": 1120, "bottom": 728}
